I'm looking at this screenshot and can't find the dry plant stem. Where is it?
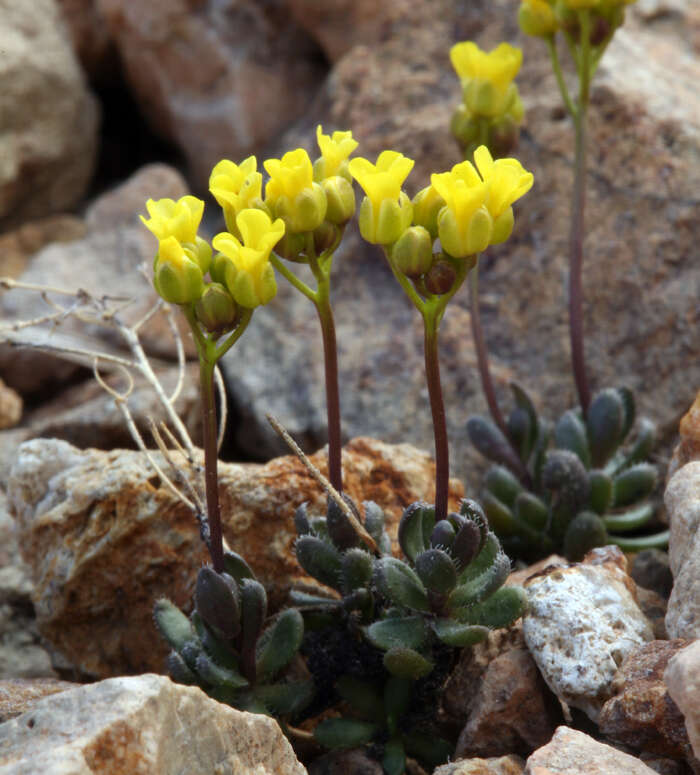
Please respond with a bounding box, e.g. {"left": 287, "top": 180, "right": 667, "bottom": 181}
{"left": 469, "top": 257, "right": 508, "bottom": 436}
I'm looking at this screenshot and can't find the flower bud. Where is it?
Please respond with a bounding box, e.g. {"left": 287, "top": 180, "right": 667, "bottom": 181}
{"left": 272, "top": 183, "right": 327, "bottom": 234}
{"left": 154, "top": 237, "right": 205, "bottom": 305}
{"left": 463, "top": 80, "right": 517, "bottom": 119}
{"left": 273, "top": 231, "right": 307, "bottom": 263}
{"left": 489, "top": 115, "right": 519, "bottom": 158}
{"left": 490, "top": 207, "right": 515, "bottom": 245}
{"left": 424, "top": 259, "right": 457, "bottom": 295}
{"left": 209, "top": 252, "right": 229, "bottom": 285}
{"left": 313, "top": 221, "right": 340, "bottom": 255}
{"left": 412, "top": 186, "right": 445, "bottom": 239}
{"left": 192, "top": 235, "right": 212, "bottom": 274}
{"left": 437, "top": 205, "right": 492, "bottom": 259}
{"left": 450, "top": 105, "right": 480, "bottom": 150}
{"left": 518, "top": 0, "right": 559, "bottom": 37}
{"left": 391, "top": 226, "right": 434, "bottom": 279}
{"left": 321, "top": 175, "right": 356, "bottom": 225}
{"left": 358, "top": 191, "right": 413, "bottom": 245}
{"left": 194, "top": 282, "right": 238, "bottom": 335}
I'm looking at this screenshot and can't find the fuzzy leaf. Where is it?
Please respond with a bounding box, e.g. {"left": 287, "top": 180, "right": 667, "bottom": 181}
{"left": 604, "top": 503, "right": 655, "bottom": 533}
{"left": 620, "top": 418, "right": 656, "bottom": 468}
{"left": 374, "top": 557, "right": 430, "bottom": 611}
{"left": 467, "top": 415, "right": 524, "bottom": 474}
{"left": 335, "top": 676, "right": 383, "bottom": 722}
{"left": 166, "top": 650, "right": 198, "bottom": 685}
{"left": 457, "top": 532, "right": 500, "bottom": 584}
{"left": 588, "top": 470, "right": 614, "bottom": 515}
{"left": 341, "top": 548, "right": 374, "bottom": 594}
{"left": 364, "top": 615, "right": 428, "bottom": 651}
{"left": 454, "top": 586, "right": 528, "bottom": 628}
{"left": 513, "top": 491, "right": 548, "bottom": 530}
{"left": 482, "top": 491, "right": 517, "bottom": 535}
{"left": 531, "top": 418, "right": 552, "bottom": 490}
{"left": 191, "top": 612, "right": 240, "bottom": 671}
{"left": 180, "top": 639, "right": 203, "bottom": 671}
{"left": 616, "top": 387, "right": 636, "bottom": 441}
{"left": 451, "top": 519, "right": 482, "bottom": 570}
{"left": 327, "top": 494, "right": 361, "bottom": 550}
{"left": 195, "top": 567, "right": 240, "bottom": 638}
{"left": 153, "top": 598, "right": 193, "bottom": 652}
{"left": 254, "top": 680, "right": 314, "bottom": 715}
{"left": 587, "top": 388, "right": 625, "bottom": 467}
{"left": 613, "top": 463, "right": 657, "bottom": 507}
{"left": 431, "top": 620, "right": 490, "bottom": 647}
{"left": 510, "top": 382, "right": 539, "bottom": 450}
{"left": 314, "top": 718, "right": 380, "bottom": 749}
{"left": 555, "top": 410, "right": 591, "bottom": 468}
{"left": 507, "top": 406, "right": 534, "bottom": 463}
{"left": 404, "top": 733, "right": 454, "bottom": 768}
{"left": 459, "top": 498, "right": 489, "bottom": 549}
{"left": 449, "top": 550, "right": 511, "bottom": 608}
{"left": 238, "top": 578, "right": 267, "bottom": 682}
{"left": 563, "top": 510, "right": 608, "bottom": 560}
{"left": 256, "top": 608, "right": 304, "bottom": 680}
{"left": 383, "top": 646, "right": 434, "bottom": 679}
{"left": 384, "top": 676, "right": 412, "bottom": 736}
{"left": 195, "top": 651, "right": 249, "bottom": 689}
{"left": 398, "top": 502, "right": 434, "bottom": 562}
{"left": 414, "top": 548, "right": 457, "bottom": 594}
{"left": 288, "top": 589, "right": 341, "bottom": 608}
{"left": 295, "top": 534, "right": 342, "bottom": 591}
{"left": 382, "top": 737, "right": 406, "bottom": 775}
{"left": 294, "top": 502, "right": 311, "bottom": 535}
{"left": 430, "top": 519, "right": 456, "bottom": 549}
{"left": 484, "top": 465, "right": 524, "bottom": 507}
{"left": 364, "top": 501, "right": 392, "bottom": 554}
{"left": 222, "top": 551, "right": 255, "bottom": 583}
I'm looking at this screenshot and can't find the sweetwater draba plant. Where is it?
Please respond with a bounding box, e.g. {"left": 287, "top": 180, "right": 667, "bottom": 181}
{"left": 140, "top": 193, "right": 313, "bottom": 713}
{"left": 457, "top": 12, "right": 668, "bottom": 561}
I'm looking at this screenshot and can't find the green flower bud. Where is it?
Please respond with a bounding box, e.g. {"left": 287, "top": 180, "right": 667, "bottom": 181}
{"left": 273, "top": 231, "right": 307, "bottom": 263}
{"left": 358, "top": 191, "right": 413, "bottom": 246}
{"left": 194, "top": 282, "right": 238, "bottom": 335}
{"left": 518, "top": 0, "right": 559, "bottom": 38}
{"left": 438, "top": 204, "right": 492, "bottom": 258}
{"left": 321, "top": 175, "right": 355, "bottom": 225}
{"left": 154, "top": 236, "right": 204, "bottom": 305}
{"left": 391, "top": 226, "right": 434, "bottom": 279}
{"left": 490, "top": 207, "right": 515, "bottom": 245}
{"left": 463, "top": 80, "right": 518, "bottom": 119}
{"left": 313, "top": 220, "right": 340, "bottom": 255}
{"left": 273, "top": 182, "right": 327, "bottom": 234}
{"left": 412, "top": 186, "right": 445, "bottom": 239}
{"left": 424, "top": 259, "right": 457, "bottom": 296}
{"left": 192, "top": 235, "right": 212, "bottom": 274}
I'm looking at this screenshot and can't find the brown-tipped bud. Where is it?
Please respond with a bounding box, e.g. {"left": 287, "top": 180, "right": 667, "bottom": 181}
{"left": 313, "top": 220, "right": 340, "bottom": 255}
{"left": 424, "top": 259, "right": 457, "bottom": 295}
{"left": 391, "top": 226, "right": 434, "bottom": 279}
{"left": 450, "top": 105, "right": 479, "bottom": 150}
{"left": 590, "top": 13, "right": 611, "bottom": 45}
{"left": 489, "top": 115, "right": 520, "bottom": 158}
{"left": 194, "top": 282, "right": 238, "bottom": 335}
{"left": 273, "top": 230, "right": 307, "bottom": 263}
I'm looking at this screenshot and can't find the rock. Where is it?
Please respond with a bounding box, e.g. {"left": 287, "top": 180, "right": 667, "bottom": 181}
{"left": 434, "top": 755, "right": 525, "bottom": 775}
{"left": 222, "top": 0, "right": 700, "bottom": 491}
{"left": 631, "top": 550, "right": 674, "bottom": 600}
{"left": 0, "top": 673, "right": 307, "bottom": 774}
{"left": 669, "top": 391, "right": 700, "bottom": 477}
{"left": 0, "top": 678, "right": 76, "bottom": 722}
{"left": 0, "top": 214, "right": 86, "bottom": 279}
{"left": 0, "top": 0, "right": 99, "bottom": 228}
{"left": 599, "top": 640, "right": 694, "bottom": 761}
{"left": 56, "top": 0, "right": 115, "bottom": 78}
{"left": 635, "top": 586, "right": 669, "bottom": 641}
{"left": 0, "top": 382, "right": 21, "bottom": 431}
{"left": 443, "top": 624, "right": 561, "bottom": 760}
{"left": 664, "top": 463, "right": 700, "bottom": 638}
{"left": 98, "top": 0, "right": 326, "bottom": 187}
{"left": 665, "top": 640, "right": 700, "bottom": 761}
{"left": 524, "top": 726, "right": 660, "bottom": 775}
{"left": 0, "top": 164, "right": 191, "bottom": 395}
{"left": 522, "top": 546, "right": 653, "bottom": 722}
{"left": 307, "top": 748, "right": 383, "bottom": 775}
{"left": 9, "top": 436, "right": 462, "bottom": 678}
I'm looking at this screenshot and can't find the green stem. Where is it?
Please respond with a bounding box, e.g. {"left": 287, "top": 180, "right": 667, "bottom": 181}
{"left": 469, "top": 257, "right": 508, "bottom": 436}
{"left": 269, "top": 253, "right": 316, "bottom": 302}
{"left": 423, "top": 312, "right": 449, "bottom": 522}
{"left": 546, "top": 37, "right": 576, "bottom": 118}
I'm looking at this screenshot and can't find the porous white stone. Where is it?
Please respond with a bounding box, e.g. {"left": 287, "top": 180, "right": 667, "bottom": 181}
{"left": 664, "top": 639, "right": 700, "bottom": 760}
{"left": 0, "top": 673, "right": 307, "bottom": 774}
{"left": 522, "top": 552, "right": 653, "bottom": 722}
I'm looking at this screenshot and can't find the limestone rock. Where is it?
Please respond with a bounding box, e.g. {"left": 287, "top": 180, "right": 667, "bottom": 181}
{"left": 599, "top": 640, "right": 694, "bottom": 760}
{"left": 0, "top": 678, "right": 76, "bottom": 722}
{"left": 0, "top": 164, "right": 191, "bottom": 395}
{"left": 225, "top": 0, "right": 700, "bottom": 490}
{"left": 98, "top": 0, "right": 326, "bottom": 187}
{"left": 522, "top": 546, "right": 653, "bottom": 722}
{"left": 9, "top": 436, "right": 462, "bottom": 678}
{"left": 56, "top": 0, "right": 114, "bottom": 78}
{"left": 434, "top": 755, "right": 525, "bottom": 775}
{"left": 524, "top": 726, "right": 659, "bottom": 775}
{"left": 664, "top": 463, "right": 700, "bottom": 638}
{"left": 0, "top": 0, "right": 98, "bottom": 228}
{"left": 669, "top": 390, "right": 700, "bottom": 477}
{"left": 443, "top": 625, "right": 561, "bottom": 760}
{"left": 0, "top": 673, "right": 307, "bottom": 774}
{"left": 665, "top": 640, "right": 700, "bottom": 761}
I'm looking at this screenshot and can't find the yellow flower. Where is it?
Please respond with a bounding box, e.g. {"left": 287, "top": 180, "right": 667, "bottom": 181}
{"left": 264, "top": 149, "right": 327, "bottom": 233}
{"left": 348, "top": 151, "right": 414, "bottom": 244}
{"left": 209, "top": 157, "right": 263, "bottom": 235}
{"left": 450, "top": 41, "right": 523, "bottom": 117}
{"left": 473, "top": 145, "right": 534, "bottom": 244}
{"left": 212, "top": 209, "right": 285, "bottom": 309}
{"left": 140, "top": 196, "right": 204, "bottom": 244}
{"left": 314, "top": 125, "right": 359, "bottom": 181}
{"left": 153, "top": 236, "right": 205, "bottom": 305}
{"left": 518, "top": 0, "right": 559, "bottom": 37}
{"left": 430, "top": 161, "right": 491, "bottom": 258}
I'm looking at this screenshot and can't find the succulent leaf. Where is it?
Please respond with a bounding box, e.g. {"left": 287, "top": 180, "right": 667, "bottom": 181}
{"left": 563, "top": 510, "right": 609, "bottom": 561}
{"left": 431, "top": 619, "right": 490, "bottom": 647}
{"left": 555, "top": 409, "right": 591, "bottom": 468}
{"left": 195, "top": 567, "right": 241, "bottom": 638}
{"left": 467, "top": 415, "right": 525, "bottom": 475}
{"left": 327, "top": 494, "right": 362, "bottom": 550}
{"left": 253, "top": 680, "right": 314, "bottom": 715}
{"left": 222, "top": 551, "right": 256, "bottom": 583}
{"left": 586, "top": 388, "right": 625, "bottom": 467}
{"left": 374, "top": 557, "right": 430, "bottom": 611}
{"left": 451, "top": 519, "right": 483, "bottom": 570}
{"left": 414, "top": 548, "right": 457, "bottom": 594}
{"left": 192, "top": 612, "right": 240, "bottom": 670}
{"left": 430, "top": 519, "right": 456, "bottom": 549}
{"left": 295, "top": 534, "right": 343, "bottom": 590}
{"left": 364, "top": 615, "right": 428, "bottom": 651}
{"left": 256, "top": 608, "right": 304, "bottom": 680}
{"left": 294, "top": 502, "right": 311, "bottom": 535}
{"left": 195, "top": 651, "right": 249, "bottom": 689}
{"left": 398, "top": 502, "right": 434, "bottom": 562}
{"left": 382, "top": 737, "right": 406, "bottom": 775}
{"left": 364, "top": 501, "right": 392, "bottom": 554}
{"left": 180, "top": 639, "right": 203, "bottom": 671}
{"left": 340, "top": 547, "right": 374, "bottom": 594}
{"left": 613, "top": 463, "right": 657, "bottom": 507}
{"left": 484, "top": 465, "right": 524, "bottom": 507}
{"left": 603, "top": 502, "right": 655, "bottom": 533}
{"left": 507, "top": 406, "right": 534, "bottom": 462}
{"left": 239, "top": 578, "right": 267, "bottom": 682}
{"left": 588, "top": 470, "right": 614, "bottom": 515}
{"left": 153, "top": 598, "right": 193, "bottom": 652}
{"left": 288, "top": 589, "right": 341, "bottom": 608}
{"left": 336, "top": 676, "right": 384, "bottom": 722}
{"left": 615, "top": 386, "right": 636, "bottom": 442}
{"left": 457, "top": 532, "right": 500, "bottom": 584}
{"left": 314, "top": 718, "right": 380, "bottom": 749}
{"left": 482, "top": 490, "right": 517, "bottom": 535}
{"left": 454, "top": 585, "right": 528, "bottom": 628}
{"left": 383, "top": 646, "right": 434, "bottom": 679}
{"left": 459, "top": 498, "right": 489, "bottom": 549}
{"left": 513, "top": 491, "right": 548, "bottom": 530}
{"left": 449, "top": 549, "right": 510, "bottom": 607}
{"left": 620, "top": 417, "right": 656, "bottom": 468}
{"left": 384, "top": 676, "right": 412, "bottom": 736}
{"left": 166, "top": 650, "right": 199, "bottom": 685}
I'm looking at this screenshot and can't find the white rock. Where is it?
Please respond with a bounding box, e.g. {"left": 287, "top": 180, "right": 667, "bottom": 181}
{"left": 522, "top": 549, "right": 653, "bottom": 722}
{"left": 664, "top": 639, "right": 700, "bottom": 760}
{"left": 664, "top": 462, "right": 700, "bottom": 638}
{"left": 525, "top": 726, "right": 658, "bottom": 774}
{"left": 0, "top": 673, "right": 307, "bottom": 774}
